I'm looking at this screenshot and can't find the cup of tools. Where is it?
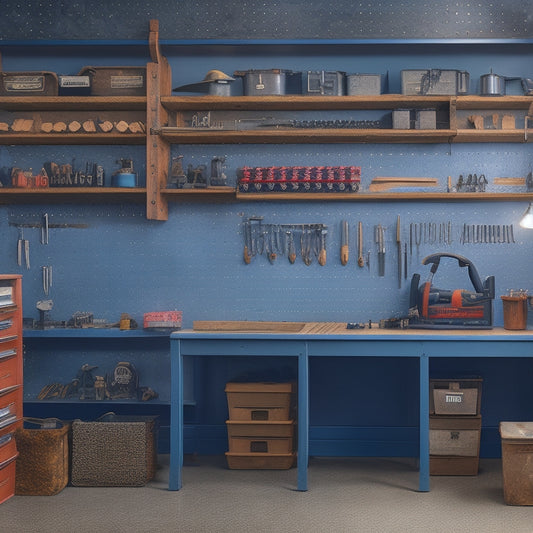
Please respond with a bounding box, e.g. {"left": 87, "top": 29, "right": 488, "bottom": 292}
{"left": 501, "top": 290, "right": 528, "bottom": 330}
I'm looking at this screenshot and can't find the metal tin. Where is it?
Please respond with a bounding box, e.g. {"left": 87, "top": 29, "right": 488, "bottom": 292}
{"left": 392, "top": 109, "right": 411, "bottom": 129}
{"left": 112, "top": 172, "right": 137, "bottom": 188}
{"left": 58, "top": 75, "right": 91, "bottom": 96}
{"left": 0, "top": 71, "right": 58, "bottom": 96}
{"left": 304, "top": 71, "right": 345, "bottom": 96}
{"left": 346, "top": 74, "right": 383, "bottom": 95}
{"left": 401, "top": 69, "right": 470, "bottom": 95}
{"left": 234, "top": 69, "right": 301, "bottom": 96}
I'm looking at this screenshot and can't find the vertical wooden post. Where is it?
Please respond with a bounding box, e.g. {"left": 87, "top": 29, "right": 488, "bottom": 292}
{"left": 146, "top": 20, "right": 171, "bottom": 221}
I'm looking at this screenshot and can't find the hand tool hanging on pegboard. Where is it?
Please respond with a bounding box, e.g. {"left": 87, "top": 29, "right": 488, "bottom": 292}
{"left": 17, "top": 228, "right": 30, "bottom": 269}
{"left": 340, "top": 220, "right": 349, "bottom": 266}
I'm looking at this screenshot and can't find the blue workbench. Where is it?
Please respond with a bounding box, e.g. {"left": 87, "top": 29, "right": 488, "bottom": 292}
{"left": 169, "top": 326, "right": 533, "bottom": 492}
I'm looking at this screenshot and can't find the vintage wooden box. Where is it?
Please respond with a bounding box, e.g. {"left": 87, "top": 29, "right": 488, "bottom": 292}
{"left": 225, "top": 382, "right": 295, "bottom": 421}
{"left": 500, "top": 421, "right": 533, "bottom": 505}
{"left": 71, "top": 414, "right": 157, "bottom": 487}
{"left": 78, "top": 66, "right": 146, "bottom": 96}
{"left": 430, "top": 415, "right": 481, "bottom": 475}
{"left": 15, "top": 418, "right": 69, "bottom": 496}
{"left": 0, "top": 71, "right": 58, "bottom": 96}
{"left": 430, "top": 378, "right": 482, "bottom": 416}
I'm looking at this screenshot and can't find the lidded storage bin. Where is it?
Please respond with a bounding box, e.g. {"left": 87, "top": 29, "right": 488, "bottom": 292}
{"left": 500, "top": 422, "right": 533, "bottom": 505}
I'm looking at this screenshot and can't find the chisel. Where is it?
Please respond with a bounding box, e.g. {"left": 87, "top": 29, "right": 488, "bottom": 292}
{"left": 396, "top": 215, "right": 402, "bottom": 288}
{"left": 357, "top": 221, "right": 364, "bottom": 267}
{"left": 340, "top": 220, "right": 349, "bottom": 266}
{"left": 376, "top": 224, "right": 385, "bottom": 277}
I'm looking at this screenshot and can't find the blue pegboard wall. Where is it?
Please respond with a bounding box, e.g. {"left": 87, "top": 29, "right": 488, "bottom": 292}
{"left": 0, "top": 1, "right": 531, "bottom": 41}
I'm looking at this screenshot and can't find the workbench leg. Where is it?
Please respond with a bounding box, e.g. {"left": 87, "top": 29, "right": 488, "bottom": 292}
{"left": 297, "top": 349, "right": 309, "bottom": 491}
{"left": 419, "top": 353, "right": 430, "bottom": 492}
{"left": 169, "top": 340, "right": 183, "bottom": 490}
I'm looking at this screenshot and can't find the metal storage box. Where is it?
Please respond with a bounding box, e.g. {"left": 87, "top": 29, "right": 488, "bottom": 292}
{"left": 233, "top": 69, "right": 301, "bottom": 95}
{"left": 401, "top": 69, "right": 469, "bottom": 95}
{"left": 78, "top": 66, "right": 146, "bottom": 96}
{"left": 415, "top": 109, "right": 437, "bottom": 130}
{"left": 304, "top": 71, "right": 345, "bottom": 95}
{"left": 0, "top": 71, "right": 58, "bottom": 96}
{"left": 71, "top": 414, "right": 157, "bottom": 487}
{"left": 430, "top": 378, "right": 482, "bottom": 416}
{"left": 15, "top": 418, "right": 69, "bottom": 496}
{"left": 500, "top": 421, "right": 533, "bottom": 505}
{"left": 393, "top": 109, "right": 411, "bottom": 129}
{"left": 58, "top": 75, "right": 91, "bottom": 96}
{"left": 225, "top": 382, "right": 294, "bottom": 421}
{"left": 347, "top": 74, "right": 383, "bottom": 95}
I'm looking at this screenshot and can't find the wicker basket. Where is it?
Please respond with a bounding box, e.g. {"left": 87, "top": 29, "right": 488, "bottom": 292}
{"left": 15, "top": 418, "right": 70, "bottom": 496}
{"left": 71, "top": 414, "right": 157, "bottom": 487}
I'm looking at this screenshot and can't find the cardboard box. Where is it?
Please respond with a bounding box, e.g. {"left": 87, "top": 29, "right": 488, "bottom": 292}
{"left": 225, "top": 452, "right": 295, "bottom": 470}
{"left": 225, "top": 382, "right": 294, "bottom": 421}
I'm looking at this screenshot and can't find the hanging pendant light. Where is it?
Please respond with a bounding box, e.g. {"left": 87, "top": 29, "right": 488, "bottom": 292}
{"left": 519, "top": 203, "right": 533, "bottom": 228}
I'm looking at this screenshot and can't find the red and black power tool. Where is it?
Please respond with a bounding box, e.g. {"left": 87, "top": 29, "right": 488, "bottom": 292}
{"left": 409, "top": 253, "right": 495, "bottom": 329}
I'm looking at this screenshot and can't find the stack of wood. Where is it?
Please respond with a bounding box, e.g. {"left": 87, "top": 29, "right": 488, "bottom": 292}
{"left": 0, "top": 117, "right": 145, "bottom": 133}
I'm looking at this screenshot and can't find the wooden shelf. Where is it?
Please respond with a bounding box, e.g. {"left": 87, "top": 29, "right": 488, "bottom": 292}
{"left": 455, "top": 129, "right": 529, "bottom": 143}
{"left": 159, "top": 127, "right": 455, "bottom": 144}
{"left": 158, "top": 189, "right": 533, "bottom": 202}
{"left": 161, "top": 94, "right": 452, "bottom": 111}
{"left": 0, "top": 187, "right": 146, "bottom": 204}
{"left": 0, "top": 96, "right": 147, "bottom": 111}
{"left": 0, "top": 133, "right": 146, "bottom": 145}
{"left": 455, "top": 95, "right": 533, "bottom": 110}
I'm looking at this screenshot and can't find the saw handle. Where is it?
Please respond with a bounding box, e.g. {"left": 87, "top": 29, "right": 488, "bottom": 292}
{"left": 421, "top": 253, "right": 484, "bottom": 293}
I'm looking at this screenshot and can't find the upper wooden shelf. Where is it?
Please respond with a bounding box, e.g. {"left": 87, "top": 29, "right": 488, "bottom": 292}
{"left": 455, "top": 95, "right": 533, "bottom": 110}
{"left": 0, "top": 96, "right": 147, "bottom": 111}
{"left": 160, "top": 95, "right": 452, "bottom": 111}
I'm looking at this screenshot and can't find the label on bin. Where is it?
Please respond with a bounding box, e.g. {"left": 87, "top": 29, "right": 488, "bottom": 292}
{"left": 445, "top": 393, "right": 463, "bottom": 403}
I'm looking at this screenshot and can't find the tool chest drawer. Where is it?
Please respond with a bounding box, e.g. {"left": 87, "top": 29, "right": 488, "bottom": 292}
{"left": 0, "top": 388, "right": 21, "bottom": 431}
{"left": 0, "top": 349, "right": 18, "bottom": 391}
{"left": 0, "top": 431, "right": 18, "bottom": 505}
{"left": 0, "top": 312, "right": 17, "bottom": 339}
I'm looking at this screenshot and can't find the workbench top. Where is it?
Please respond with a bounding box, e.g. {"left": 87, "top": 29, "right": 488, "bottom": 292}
{"left": 173, "top": 322, "right": 533, "bottom": 341}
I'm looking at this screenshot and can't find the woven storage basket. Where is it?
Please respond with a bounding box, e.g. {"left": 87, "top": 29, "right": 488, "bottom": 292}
{"left": 71, "top": 414, "right": 157, "bottom": 487}
{"left": 15, "top": 418, "right": 70, "bottom": 496}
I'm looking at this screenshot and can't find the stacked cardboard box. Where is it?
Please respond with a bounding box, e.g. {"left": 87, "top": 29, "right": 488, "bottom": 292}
{"left": 224, "top": 382, "right": 296, "bottom": 469}
{"left": 429, "top": 378, "right": 483, "bottom": 475}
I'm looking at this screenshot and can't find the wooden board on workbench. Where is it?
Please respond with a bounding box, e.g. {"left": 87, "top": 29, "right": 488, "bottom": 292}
{"left": 193, "top": 320, "right": 307, "bottom": 332}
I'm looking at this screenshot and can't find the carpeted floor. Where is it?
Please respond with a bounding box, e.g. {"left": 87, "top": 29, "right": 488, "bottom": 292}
{"left": 2, "top": 455, "right": 531, "bottom": 533}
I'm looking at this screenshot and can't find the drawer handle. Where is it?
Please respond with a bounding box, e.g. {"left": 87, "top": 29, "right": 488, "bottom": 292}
{"left": 0, "top": 372, "right": 11, "bottom": 380}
